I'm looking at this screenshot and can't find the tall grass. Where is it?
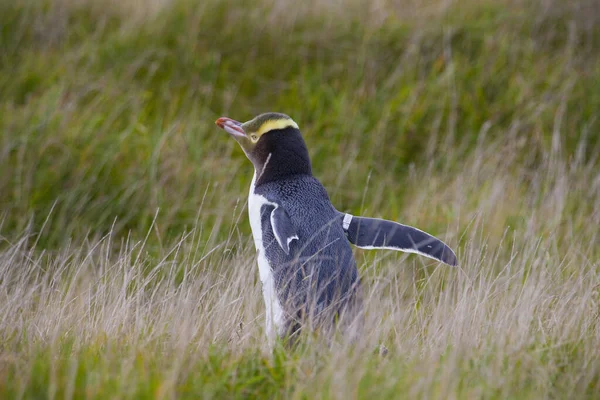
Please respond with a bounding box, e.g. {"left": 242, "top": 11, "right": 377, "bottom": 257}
{"left": 2, "top": 131, "right": 599, "bottom": 398}
{"left": 1, "top": 0, "right": 600, "bottom": 398}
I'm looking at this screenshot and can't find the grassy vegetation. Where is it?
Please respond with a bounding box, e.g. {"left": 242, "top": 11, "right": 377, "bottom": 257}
{"left": 1, "top": 0, "right": 600, "bottom": 398}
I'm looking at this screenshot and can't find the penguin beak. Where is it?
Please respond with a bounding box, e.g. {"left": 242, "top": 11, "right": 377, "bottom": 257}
{"left": 215, "top": 117, "right": 246, "bottom": 139}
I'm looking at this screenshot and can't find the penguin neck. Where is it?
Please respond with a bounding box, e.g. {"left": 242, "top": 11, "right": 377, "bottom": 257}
{"left": 253, "top": 128, "right": 312, "bottom": 186}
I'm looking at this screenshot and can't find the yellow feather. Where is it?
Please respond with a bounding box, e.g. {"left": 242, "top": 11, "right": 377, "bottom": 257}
{"left": 256, "top": 119, "right": 299, "bottom": 137}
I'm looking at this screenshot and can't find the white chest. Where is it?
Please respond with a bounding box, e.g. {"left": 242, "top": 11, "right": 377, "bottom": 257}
{"left": 248, "top": 173, "right": 284, "bottom": 344}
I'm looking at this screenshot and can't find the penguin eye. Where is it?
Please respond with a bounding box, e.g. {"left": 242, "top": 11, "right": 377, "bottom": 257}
{"left": 250, "top": 134, "right": 259, "bottom": 142}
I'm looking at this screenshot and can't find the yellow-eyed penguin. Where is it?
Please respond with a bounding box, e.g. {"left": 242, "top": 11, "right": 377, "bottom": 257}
{"left": 215, "top": 112, "right": 457, "bottom": 345}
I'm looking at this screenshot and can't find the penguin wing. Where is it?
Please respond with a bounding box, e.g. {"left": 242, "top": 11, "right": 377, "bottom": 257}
{"left": 340, "top": 213, "right": 457, "bottom": 266}
{"left": 271, "top": 206, "right": 299, "bottom": 255}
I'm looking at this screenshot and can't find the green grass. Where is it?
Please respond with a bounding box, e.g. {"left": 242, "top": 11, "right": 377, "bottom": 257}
{"left": 1, "top": 0, "right": 600, "bottom": 398}
{"left": 2, "top": 0, "right": 599, "bottom": 246}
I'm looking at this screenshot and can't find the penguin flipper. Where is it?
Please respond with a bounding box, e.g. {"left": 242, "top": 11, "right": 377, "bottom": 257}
{"left": 271, "top": 206, "right": 299, "bottom": 255}
{"left": 340, "top": 213, "right": 457, "bottom": 266}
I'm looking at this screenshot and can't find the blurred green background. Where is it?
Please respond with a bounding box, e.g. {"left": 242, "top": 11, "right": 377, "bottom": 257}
{"left": 1, "top": 0, "right": 599, "bottom": 248}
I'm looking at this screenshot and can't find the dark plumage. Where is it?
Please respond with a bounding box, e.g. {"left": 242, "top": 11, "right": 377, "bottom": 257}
{"left": 255, "top": 174, "right": 360, "bottom": 337}
{"left": 253, "top": 128, "right": 312, "bottom": 186}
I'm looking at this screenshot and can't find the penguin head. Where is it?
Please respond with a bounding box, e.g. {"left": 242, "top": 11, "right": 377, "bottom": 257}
{"left": 216, "top": 112, "right": 312, "bottom": 184}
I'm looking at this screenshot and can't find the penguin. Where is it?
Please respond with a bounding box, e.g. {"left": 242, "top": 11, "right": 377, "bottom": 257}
{"left": 215, "top": 112, "right": 457, "bottom": 345}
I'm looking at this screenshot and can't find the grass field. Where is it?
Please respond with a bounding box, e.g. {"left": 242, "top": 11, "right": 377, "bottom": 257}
{"left": 1, "top": 0, "right": 600, "bottom": 398}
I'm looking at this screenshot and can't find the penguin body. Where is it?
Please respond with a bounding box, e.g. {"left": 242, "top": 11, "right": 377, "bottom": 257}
{"left": 215, "top": 112, "right": 456, "bottom": 344}
{"left": 249, "top": 173, "right": 359, "bottom": 343}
